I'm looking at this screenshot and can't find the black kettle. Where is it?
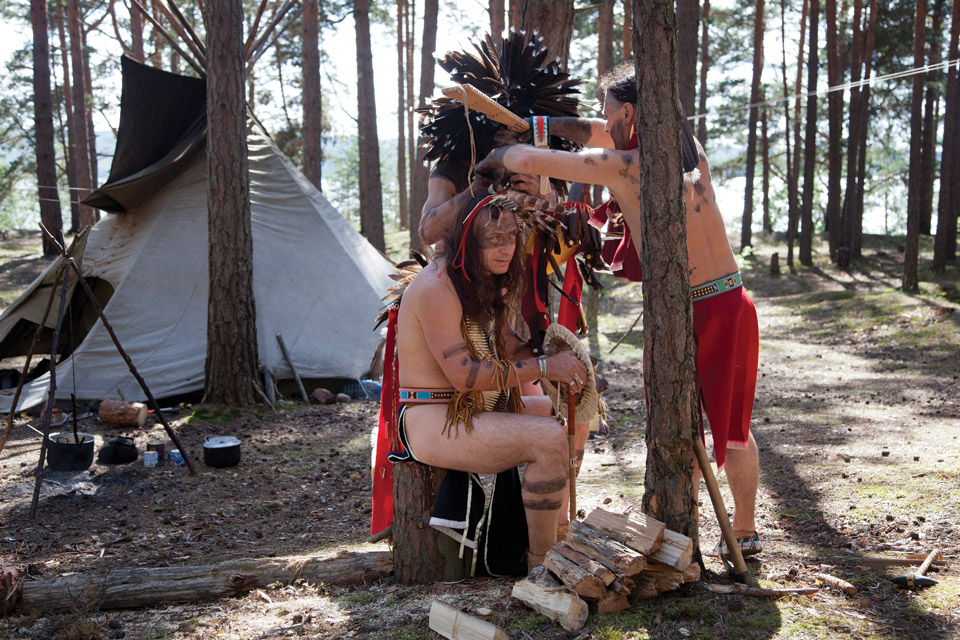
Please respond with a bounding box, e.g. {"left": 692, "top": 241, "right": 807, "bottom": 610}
{"left": 98, "top": 436, "right": 138, "bottom": 465}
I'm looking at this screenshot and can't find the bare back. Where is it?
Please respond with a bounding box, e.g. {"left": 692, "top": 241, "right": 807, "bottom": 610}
{"left": 396, "top": 259, "right": 460, "bottom": 390}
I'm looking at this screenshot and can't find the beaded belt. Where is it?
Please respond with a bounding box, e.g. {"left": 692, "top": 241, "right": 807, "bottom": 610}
{"left": 691, "top": 272, "right": 742, "bottom": 301}
{"left": 399, "top": 388, "right": 455, "bottom": 403}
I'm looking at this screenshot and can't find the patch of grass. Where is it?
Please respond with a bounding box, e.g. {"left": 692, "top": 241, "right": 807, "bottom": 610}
{"left": 177, "top": 619, "right": 201, "bottom": 631}
{"left": 336, "top": 591, "right": 379, "bottom": 608}
{"left": 590, "top": 610, "right": 652, "bottom": 640}
{"left": 185, "top": 406, "right": 243, "bottom": 425}
{"left": 512, "top": 614, "right": 551, "bottom": 631}
{"left": 661, "top": 599, "right": 719, "bottom": 626}
{"left": 147, "top": 626, "right": 175, "bottom": 640}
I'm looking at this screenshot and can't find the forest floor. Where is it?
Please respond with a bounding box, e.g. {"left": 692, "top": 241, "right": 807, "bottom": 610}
{"left": 0, "top": 229, "right": 958, "bottom": 640}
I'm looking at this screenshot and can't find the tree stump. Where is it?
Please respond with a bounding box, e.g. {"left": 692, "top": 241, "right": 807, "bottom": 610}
{"left": 769, "top": 252, "right": 781, "bottom": 277}
{"left": 392, "top": 463, "right": 469, "bottom": 584}
{"left": 98, "top": 399, "right": 147, "bottom": 427}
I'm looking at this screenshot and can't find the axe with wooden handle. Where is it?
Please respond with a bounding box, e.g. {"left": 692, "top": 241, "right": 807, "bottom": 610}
{"left": 891, "top": 548, "right": 941, "bottom": 588}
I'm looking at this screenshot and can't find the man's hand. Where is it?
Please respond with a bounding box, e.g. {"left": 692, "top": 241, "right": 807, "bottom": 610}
{"left": 507, "top": 173, "right": 540, "bottom": 196}
{"left": 474, "top": 146, "right": 511, "bottom": 186}
{"left": 545, "top": 351, "right": 589, "bottom": 394}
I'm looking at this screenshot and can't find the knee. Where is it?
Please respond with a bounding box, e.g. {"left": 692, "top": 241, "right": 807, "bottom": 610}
{"left": 536, "top": 425, "right": 569, "bottom": 469}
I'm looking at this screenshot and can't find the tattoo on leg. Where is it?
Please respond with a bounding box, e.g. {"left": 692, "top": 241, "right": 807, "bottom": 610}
{"left": 523, "top": 476, "right": 567, "bottom": 494}
{"left": 523, "top": 498, "right": 563, "bottom": 511}
{"left": 443, "top": 343, "right": 470, "bottom": 359}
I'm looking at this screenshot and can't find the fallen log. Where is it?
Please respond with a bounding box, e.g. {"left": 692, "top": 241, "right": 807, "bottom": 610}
{"left": 582, "top": 508, "right": 665, "bottom": 556}
{"left": 511, "top": 566, "right": 587, "bottom": 633}
{"left": 8, "top": 551, "right": 392, "bottom": 614}
{"left": 706, "top": 583, "right": 819, "bottom": 598}
{"left": 98, "top": 399, "right": 147, "bottom": 428}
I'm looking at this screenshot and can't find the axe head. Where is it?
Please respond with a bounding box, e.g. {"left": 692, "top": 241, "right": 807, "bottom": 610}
{"left": 891, "top": 573, "right": 938, "bottom": 589}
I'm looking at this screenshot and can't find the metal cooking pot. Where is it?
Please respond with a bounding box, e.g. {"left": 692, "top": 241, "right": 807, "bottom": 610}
{"left": 203, "top": 435, "right": 241, "bottom": 468}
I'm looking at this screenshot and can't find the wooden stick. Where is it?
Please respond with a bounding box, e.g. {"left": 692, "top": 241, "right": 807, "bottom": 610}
{"left": 441, "top": 85, "right": 530, "bottom": 132}
{"left": 811, "top": 572, "right": 856, "bottom": 594}
{"left": 276, "top": 333, "right": 309, "bottom": 402}
{"left": 692, "top": 436, "right": 753, "bottom": 585}
{"left": 852, "top": 555, "right": 947, "bottom": 568}
{"left": 567, "top": 385, "right": 577, "bottom": 522}
{"left": 151, "top": 0, "right": 206, "bottom": 67}
{"left": 245, "top": 0, "right": 298, "bottom": 66}
{"left": 706, "top": 583, "right": 819, "bottom": 598}
{"left": 243, "top": 0, "right": 271, "bottom": 56}
{"left": 163, "top": 0, "right": 206, "bottom": 57}
{"left": 130, "top": 0, "right": 204, "bottom": 75}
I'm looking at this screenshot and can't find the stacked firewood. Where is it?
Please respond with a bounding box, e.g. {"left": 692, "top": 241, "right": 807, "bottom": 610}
{"left": 512, "top": 508, "right": 699, "bottom": 632}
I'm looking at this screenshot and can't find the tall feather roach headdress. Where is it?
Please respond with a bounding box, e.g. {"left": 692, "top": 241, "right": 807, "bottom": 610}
{"left": 418, "top": 30, "right": 583, "bottom": 194}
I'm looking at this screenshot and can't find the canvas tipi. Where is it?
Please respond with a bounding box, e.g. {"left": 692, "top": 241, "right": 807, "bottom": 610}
{"left": 0, "top": 57, "right": 393, "bottom": 411}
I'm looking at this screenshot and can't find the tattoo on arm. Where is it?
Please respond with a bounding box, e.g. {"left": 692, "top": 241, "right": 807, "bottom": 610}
{"left": 465, "top": 362, "right": 481, "bottom": 389}
{"left": 523, "top": 476, "right": 568, "bottom": 494}
{"left": 443, "top": 343, "right": 470, "bottom": 359}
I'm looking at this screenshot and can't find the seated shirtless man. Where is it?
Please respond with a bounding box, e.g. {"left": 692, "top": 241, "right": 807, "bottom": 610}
{"left": 397, "top": 192, "right": 590, "bottom": 564}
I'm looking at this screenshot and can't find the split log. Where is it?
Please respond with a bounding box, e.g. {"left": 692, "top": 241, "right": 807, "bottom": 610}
{"left": 429, "top": 600, "right": 509, "bottom": 640}
{"left": 706, "top": 583, "right": 819, "bottom": 598}
{"left": 811, "top": 572, "right": 856, "bottom": 594}
{"left": 682, "top": 562, "right": 701, "bottom": 583}
{"left": 566, "top": 521, "right": 646, "bottom": 575}
{"left": 554, "top": 543, "right": 616, "bottom": 586}
{"left": 511, "top": 566, "right": 588, "bottom": 633}
{"left": 628, "top": 564, "right": 684, "bottom": 599}
{"left": 543, "top": 550, "right": 607, "bottom": 599}
{"left": 608, "top": 576, "right": 632, "bottom": 595}
{"left": 582, "top": 508, "right": 665, "bottom": 556}
{"left": 98, "top": 399, "right": 147, "bottom": 427}
{"left": 649, "top": 528, "right": 694, "bottom": 571}
{"left": 591, "top": 589, "right": 630, "bottom": 614}
{"left": 11, "top": 551, "right": 392, "bottom": 614}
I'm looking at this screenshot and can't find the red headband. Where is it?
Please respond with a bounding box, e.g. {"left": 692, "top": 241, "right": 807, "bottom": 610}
{"left": 451, "top": 191, "right": 507, "bottom": 282}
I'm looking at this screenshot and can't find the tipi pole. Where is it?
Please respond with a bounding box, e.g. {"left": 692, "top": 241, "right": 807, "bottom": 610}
{"left": 151, "top": 0, "right": 207, "bottom": 66}
{"left": 162, "top": 0, "right": 207, "bottom": 57}
{"left": 29, "top": 261, "right": 71, "bottom": 519}
{"left": 130, "top": 0, "right": 205, "bottom": 75}
{"left": 41, "top": 226, "right": 198, "bottom": 476}
{"left": 243, "top": 0, "right": 271, "bottom": 56}
{"left": 1, "top": 231, "right": 86, "bottom": 456}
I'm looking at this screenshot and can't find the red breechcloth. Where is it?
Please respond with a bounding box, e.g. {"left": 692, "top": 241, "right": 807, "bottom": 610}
{"left": 371, "top": 307, "right": 400, "bottom": 536}
{"left": 692, "top": 285, "right": 759, "bottom": 469}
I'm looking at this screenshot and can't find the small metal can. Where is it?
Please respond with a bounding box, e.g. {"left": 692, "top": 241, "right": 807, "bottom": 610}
{"left": 143, "top": 450, "right": 158, "bottom": 468}
{"left": 147, "top": 441, "right": 165, "bottom": 464}
{"left": 169, "top": 449, "right": 184, "bottom": 467}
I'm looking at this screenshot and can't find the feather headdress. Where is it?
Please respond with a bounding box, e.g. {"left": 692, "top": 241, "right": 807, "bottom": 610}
{"left": 418, "top": 30, "right": 582, "bottom": 192}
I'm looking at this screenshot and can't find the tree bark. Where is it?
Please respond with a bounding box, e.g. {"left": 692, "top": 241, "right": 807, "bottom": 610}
{"left": 780, "top": 0, "right": 792, "bottom": 254}
{"left": 406, "top": 0, "right": 416, "bottom": 231}
{"left": 301, "top": 0, "right": 323, "bottom": 191}
{"left": 904, "top": 0, "right": 928, "bottom": 293}
{"left": 697, "top": 0, "right": 710, "bottom": 144}
{"left": 799, "top": 0, "right": 819, "bottom": 267}
{"left": 396, "top": 0, "right": 408, "bottom": 229}
{"left": 633, "top": 0, "right": 698, "bottom": 542}
{"left": 838, "top": 0, "right": 863, "bottom": 269}
{"left": 676, "top": 0, "right": 699, "bottom": 117}
{"left": 824, "top": 0, "right": 842, "bottom": 262}
{"left": 130, "top": 0, "right": 145, "bottom": 62}
{"left": 355, "top": 0, "right": 385, "bottom": 253}
{"left": 519, "top": 0, "right": 574, "bottom": 69}
{"left": 509, "top": 0, "right": 521, "bottom": 31}
{"left": 853, "top": 0, "right": 878, "bottom": 258}
{"left": 392, "top": 463, "right": 452, "bottom": 584}
{"left": 934, "top": 0, "right": 960, "bottom": 270}
{"left": 31, "top": 0, "right": 64, "bottom": 257}
{"left": 741, "top": 0, "right": 764, "bottom": 250}
{"left": 408, "top": 0, "right": 439, "bottom": 252}
{"left": 67, "top": 0, "right": 96, "bottom": 229}
{"left": 919, "top": 0, "right": 944, "bottom": 237}
{"left": 55, "top": 0, "right": 80, "bottom": 233}
{"left": 82, "top": 26, "right": 98, "bottom": 187}
{"left": 788, "top": 0, "right": 809, "bottom": 269}
{"left": 489, "top": 0, "right": 505, "bottom": 48}
{"left": 622, "top": 0, "right": 632, "bottom": 61}
{"left": 12, "top": 552, "right": 391, "bottom": 613}
{"left": 598, "top": 0, "right": 615, "bottom": 80}
{"left": 205, "top": 0, "right": 260, "bottom": 406}
{"left": 761, "top": 105, "right": 770, "bottom": 233}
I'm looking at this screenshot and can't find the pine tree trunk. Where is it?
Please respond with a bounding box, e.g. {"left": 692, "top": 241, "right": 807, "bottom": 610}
{"left": 697, "top": 0, "right": 710, "bottom": 144}
{"left": 780, "top": 0, "right": 793, "bottom": 261}
{"left": 31, "top": 0, "right": 64, "bottom": 257}
{"left": 598, "top": 0, "right": 615, "bottom": 78}
{"left": 489, "top": 0, "right": 505, "bottom": 47}
{"left": 761, "top": 104, "right": 770, "bottom": 233}
{"left": 824, "top": 0, "right": 842, "bottom": 263}
{"left": 788, "top": 0, "right": 809, "bottom": 269}
{"left": 853, "top": 0, "right": 878, "bottom": 258}
{"left": 408, "top": 0, "right": 439, "bottom": 252}
{"left": 130, "top": 0, "right": 144, "bottom": 61}
{"left": 741, "top": 0, "right": 764, "bottom": 251}
{"left": 406, "top": 0, "right": 415, "bottom": 228}
{"left": 622, "top": 0, "right": 632, "bottom": 60}
{"left": 151, "top": 1, "right": 163, "bottom": 68}
{"left": 67, "top": 0, "right": 95, "bottom": 229}
{"left": 799, "top": 0, "right": 819, "bottom": 267}
{"left": 520, "top": 0, "right": 574, "bottom": 68}
{"left": 919, "top": 0, "right": 944, "bottom": 237}
{"left": 839, "top": 0, "right": 863, "bottom": 269}
{"left": 205, "top": 0, "right": 260, "bottom": 407}
{"left": 302, "top": 0, "right": 323, "bottom": 191}
{"left": 633, "top": 0, "right": 698, "bottom": 543}
{"left": 355, "top": 0, "right": 385, "bottom": 253}
{"left": 55, "top": 0, "right": 79, "bottom": 233}
{"left": 392, "top": 464, "right": 455, "bottom": 584}
{"left": 934, "top": 0, "right": 960, "bottom": 270}
{"left": 676, "top": 0, "right": 699, "bottom": 117}
{"left": 396, "top": 0, "right": 408, "bottom": 230}
{"left": 509, "top": 0, "right": 522, "bottom": 32}
{"left": 82, "top": 30, "right": 98, "bottom": 189}
{"left": 904, "top": 0, "right": 928, "bottom": 293}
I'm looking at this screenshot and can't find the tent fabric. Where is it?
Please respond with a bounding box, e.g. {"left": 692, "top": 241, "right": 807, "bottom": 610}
{"left": 0, "top": 60, "right": 393, "bottom": 412}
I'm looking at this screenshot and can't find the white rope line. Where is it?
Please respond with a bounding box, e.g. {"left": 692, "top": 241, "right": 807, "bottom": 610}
{"left": 688, "top": 57, "right": 960, "bottom": 122}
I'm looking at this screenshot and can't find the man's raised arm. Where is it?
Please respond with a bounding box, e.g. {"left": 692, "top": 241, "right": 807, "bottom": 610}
{"left": 546, "top": 117, "right": 615, "bottom": 149}
{"left": 419, "top": 175, "right": 490, "bottom": 246}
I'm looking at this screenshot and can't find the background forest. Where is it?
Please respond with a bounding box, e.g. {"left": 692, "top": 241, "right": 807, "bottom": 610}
{"left": 0, "top": 0, "right": 957, "bottom": 292}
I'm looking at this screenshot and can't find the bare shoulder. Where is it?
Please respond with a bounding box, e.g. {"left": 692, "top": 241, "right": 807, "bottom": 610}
{"left": 406, "top": 260, "right": 459, "bottom": 306}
